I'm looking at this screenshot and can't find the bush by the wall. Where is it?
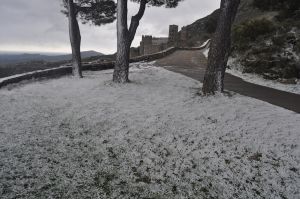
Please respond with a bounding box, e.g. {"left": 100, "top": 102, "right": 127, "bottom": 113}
{"left": 205, "top": 15, "right": 219, "bottom": 34}
{"left": 253, "top": 0, "right": 300, "bottom": 11}
{"left": 295, "top": 40, "right": 300, "bottom": 54}
{"left": 253, "top": 0, "right": 281, "bottom": 11}
{"left": 253, "top": 0, "right": 300, "bottom": 20}
{"left": 233, "top": 18, "right": 275, "bottom": 50}
{"left": 272, "top": 35, "right": 286, "bottom": 47}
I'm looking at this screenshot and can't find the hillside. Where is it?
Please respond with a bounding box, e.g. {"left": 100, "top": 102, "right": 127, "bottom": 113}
{"left": 182, "top": 9, "right": 220, "bottom": 46}
{"left": 183, "top": 0, "right": 278, "bottom": 45}
{"left": 184, "top": 0, "right": 300, "bottom": 81}
{"left": 0, "top": 50, "right": 104, "bottom": 64}
{"left": 0, "top": 52, "right": 115, "bottom": 78}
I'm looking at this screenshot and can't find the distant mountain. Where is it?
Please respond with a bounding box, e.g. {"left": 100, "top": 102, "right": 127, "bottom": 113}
{"left": 0, "top": 50, "right": 104, "bottom": 64}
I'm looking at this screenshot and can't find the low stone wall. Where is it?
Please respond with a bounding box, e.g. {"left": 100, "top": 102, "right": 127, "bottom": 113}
{"left": 82, "top": 61, "right": 115, "bottom": 71}
{"left": 0, "top": 46, "right": 199, "bottom": 88}
{"left": 0, "top": 66, "right": 72, "bottom": 88}
{"left": 0, "top": 47, "right": 180, "bottom": 88}
{"left": 177, "top": 40, "right": 210, "bottom": 51}
{"left": 130, "top": 47, "right": 177, "bottom": 63}
{"left": 178, "top": 46, "right": 207, "bottom": 51}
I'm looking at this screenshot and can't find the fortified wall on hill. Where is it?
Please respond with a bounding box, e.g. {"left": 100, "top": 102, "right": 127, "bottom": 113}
{"left": 130, "top": 25, "right": 189, "bottom": 58}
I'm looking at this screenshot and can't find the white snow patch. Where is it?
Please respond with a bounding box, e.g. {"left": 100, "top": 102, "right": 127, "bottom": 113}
{"left": 200, "top": 39, "right": 211, "bottom": 48}
{"left": 203, "top": 48, "right": 210, "bottom": 58}
{"left": 0, "top": 63, "right": 299, "bottom": 198}
{"left": 284, "top": 45, "right": 300, "bottom": 62}
{"left": 130, "top": 61, "right": 157, "bottom": 71}
{"left": 227, "top": 58, "right": 300, "bottom": 95}
{"left": 202, "top": 39, "right": 210, "bottom": 58}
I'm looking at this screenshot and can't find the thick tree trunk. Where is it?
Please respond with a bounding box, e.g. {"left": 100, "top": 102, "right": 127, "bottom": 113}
{"left": 202, "top": 0, "right": 240, "bottom": 94}
{"left": 113, "top": 0, "right": 130, "bottom": 83}
{"left": 113, "top": 0, "right": 146, "bottom": 83}
{"left": 68, "top": 0, "right": 83, "bottom": 78}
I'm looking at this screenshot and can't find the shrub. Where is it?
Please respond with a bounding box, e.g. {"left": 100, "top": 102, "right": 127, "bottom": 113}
{"left": 253, "top": 0, "right": 279, "bottom": 10}
{"left": 253, "top": 0, "right": 300, "bottom": 11}
{"left": 233, "top": 19, "right": 275, "bottom": 50}
{"left": 286, "top": 0, "right": 300, "bottom": 11}
{"left": 272, "top": 35, "right": 285, "bottom": 46}
{"left": 205, "top": 15, "right": 218, "bottom": 33}
{"left": 254, "top": 0, "right": 300, "bottom": 20}
{"left": 295, "top": 41, "right": 300, "bottom": 54}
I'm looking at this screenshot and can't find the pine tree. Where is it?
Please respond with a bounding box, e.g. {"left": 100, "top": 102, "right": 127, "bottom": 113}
{"left": 202, "top": 0, "right": 240, "bottom": 94}
{"left": 113, "top": 0, "right": 184, "bottom": 83}
{"left": 62, "top": 0, "right": 116, "bottom": 78}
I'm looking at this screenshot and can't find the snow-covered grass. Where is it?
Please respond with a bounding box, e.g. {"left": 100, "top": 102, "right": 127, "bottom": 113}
{"left": 227, "top": 58, "right": 300, "bottom": 95}
{"left": 0, "top": 63, "right": 299, "bottom": 199}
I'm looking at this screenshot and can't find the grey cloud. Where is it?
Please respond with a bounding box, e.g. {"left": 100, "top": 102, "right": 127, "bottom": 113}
{"left": 0, "top": 0, "right": 220, "bottom": 54}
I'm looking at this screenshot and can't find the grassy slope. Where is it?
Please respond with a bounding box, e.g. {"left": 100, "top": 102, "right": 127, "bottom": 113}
{"left": 1, "top": 64, "right": 299, "bottom": 198}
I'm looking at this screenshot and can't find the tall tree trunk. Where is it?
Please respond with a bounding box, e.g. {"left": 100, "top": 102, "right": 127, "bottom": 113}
{"left": 113, "top": 0, "right": 130, "bottom": 83}
{"left": 68, "top": 0, "right": 83, "bottom": 78}
{"left": 202, "top": 0, "right": 240, "bottom": 94}
{"left": 113, "top": 0, "right": 146, "bottom": 83}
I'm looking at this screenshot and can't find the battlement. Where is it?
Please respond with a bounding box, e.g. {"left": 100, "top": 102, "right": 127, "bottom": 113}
{"left": 141, "top": 35, "right": 153, "bottom": 45}
{"left": 131, "top": 24, "right": 188, "bottom": 58}
{"left": 168, "top": 25, "right": 179, "bottom": 45}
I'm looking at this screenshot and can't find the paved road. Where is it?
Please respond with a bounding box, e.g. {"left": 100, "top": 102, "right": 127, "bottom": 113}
{"left": 155, "top": 50, "right": 300, "bottom": 113}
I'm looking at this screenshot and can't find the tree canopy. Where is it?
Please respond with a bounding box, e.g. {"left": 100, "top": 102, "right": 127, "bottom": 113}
{"left": 62, "top": 0, "right": 116, "bottom": 26}
{"left": 130, "top": 0, "right": 183, "bottom": 8}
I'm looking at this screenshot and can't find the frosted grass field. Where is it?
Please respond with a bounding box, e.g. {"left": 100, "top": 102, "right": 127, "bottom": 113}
{"left": 0, "top": 63, "right": 299, "bottom": 198}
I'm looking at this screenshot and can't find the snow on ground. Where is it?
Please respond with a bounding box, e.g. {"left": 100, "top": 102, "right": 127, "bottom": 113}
{"left": 199, "top": 39, "right": 210, "bottom": 48}
{"left": 227, "top": 58, "right": 300, "bottom": 95}
{"left": 0, "top": 63, "right": 299, "bottom": 199}
{"left": 203, "top": 48, "right": 210, "bottom": 58}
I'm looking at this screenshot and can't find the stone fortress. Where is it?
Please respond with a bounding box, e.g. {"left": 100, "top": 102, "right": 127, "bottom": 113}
{"left": 130, "top": 25, "right": 188, "bottom": 58}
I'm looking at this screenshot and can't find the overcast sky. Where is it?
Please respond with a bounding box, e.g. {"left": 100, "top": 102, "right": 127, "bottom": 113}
{"left": 0, "top": 0, "right": 220, "bottom": 54}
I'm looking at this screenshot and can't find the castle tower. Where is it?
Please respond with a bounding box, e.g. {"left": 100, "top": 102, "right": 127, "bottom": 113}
{"left": 143, "top": 35, "right": 153, "bottom": 45}
{"left": 168, "top": 25, "right": 178, "bottom": 47}
{"left": 140, "top": 35, "right": 153, "bottom": 55}
{"left": 179, "top": 27, "right": 188, "bottom": 47}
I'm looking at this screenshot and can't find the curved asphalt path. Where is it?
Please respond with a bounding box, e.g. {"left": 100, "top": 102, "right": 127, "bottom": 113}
{"left": 155, "top": 50, "right": 300, "bottom": 113}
